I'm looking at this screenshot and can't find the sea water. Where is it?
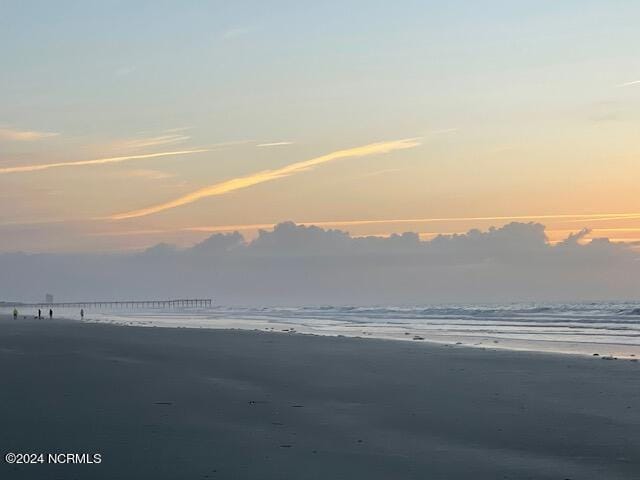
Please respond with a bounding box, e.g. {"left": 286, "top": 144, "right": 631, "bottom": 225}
{"left": 30, "top": 302, "right": 640, "bottom": 359}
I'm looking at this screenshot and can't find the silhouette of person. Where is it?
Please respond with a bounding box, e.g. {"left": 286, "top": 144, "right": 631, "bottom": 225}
{"left": 80, "top": 308, "right": 84, "bottom": 320}
{"left": 49, "top": 309, "right": 53, "bottom": 319}
{"left": 38, "top": 309, "right": 42, "bottom": 319}
{"left": 13, "top": 308, "right": 18, "bottom": 320}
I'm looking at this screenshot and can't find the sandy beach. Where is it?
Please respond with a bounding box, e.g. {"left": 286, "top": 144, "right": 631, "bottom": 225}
{"left": 1, "top": 316, "right": 638, "bottom": 479}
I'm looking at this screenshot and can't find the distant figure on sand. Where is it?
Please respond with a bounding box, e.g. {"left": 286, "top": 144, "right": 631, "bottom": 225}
{"left": 38, "top": 309, "right": 42, "bottom": 319}
{"left": 49, "top": 309, "right": 53, "bottom": 319}
{"left": 80, "top": 308, "right": 84, "bottom": 320}
{"left": 13, "top": 308, "right": 18, "bottom": 320}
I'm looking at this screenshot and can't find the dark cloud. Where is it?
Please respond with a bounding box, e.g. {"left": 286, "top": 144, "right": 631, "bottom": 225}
{"left": 188, "top": 231, "right": 244, "bottom": 256}
{"left": 1, "top": 222, "right": 638, "bottom": 305}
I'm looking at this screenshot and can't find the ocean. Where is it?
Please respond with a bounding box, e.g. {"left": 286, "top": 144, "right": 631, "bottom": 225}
{"left": 20, "top": 302, "right": 640, "bottom": 359}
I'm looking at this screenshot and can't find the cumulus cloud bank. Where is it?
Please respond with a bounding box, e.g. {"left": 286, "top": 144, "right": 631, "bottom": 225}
{"left": 1, "top": 222, "right": 639, "bottom": 305}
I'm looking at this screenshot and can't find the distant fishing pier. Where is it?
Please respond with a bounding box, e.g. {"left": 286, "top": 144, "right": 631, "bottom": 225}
{"left": 9, "top": 299, "right": 213, "bottom": 309}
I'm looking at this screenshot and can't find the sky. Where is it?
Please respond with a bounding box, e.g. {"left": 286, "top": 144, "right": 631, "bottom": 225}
{"left": 1, "top": 1, "right": 640, "bottom": 253}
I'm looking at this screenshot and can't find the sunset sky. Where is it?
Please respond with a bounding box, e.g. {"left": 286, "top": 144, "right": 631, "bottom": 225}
{"left": 2, "top": 1, "right": 640, "bottom": 253}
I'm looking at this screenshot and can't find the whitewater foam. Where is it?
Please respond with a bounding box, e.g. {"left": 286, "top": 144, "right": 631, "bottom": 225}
{"left": 14, "top": 302, "right": 639, "bottom": 359}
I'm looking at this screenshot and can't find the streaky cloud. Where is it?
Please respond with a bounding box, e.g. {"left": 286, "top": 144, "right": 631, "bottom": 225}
{"left": 123, "top": 169, "right": 175, "bottom": 180}
{"left": 256, "top": 142, "right": 294, "bottom": 147}
{"left": 184, "top": 212, "right": 640, "bottom": 233}
{"left": 0, "top": 149, "right": 209, "bottom": 175}
{"left": 0, "top": 126, "right": 59, "bottom": 141}
{"left": 426, "top": 128, "right": 458, "bottom": 135}
{"left": 114, "top": 134, "right": 190, "bottom": 150}
{"left": 361, "top": 168, "right": 402, "bottom": 177}
{"left": 109, "top": 138, "right": 421, "bottom": 220}
{"left": 617, "top": 80, "right": 640, "bottom": 87}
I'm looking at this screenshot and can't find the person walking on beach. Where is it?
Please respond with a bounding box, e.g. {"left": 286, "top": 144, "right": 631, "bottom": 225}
{"left": 13, "top": 308, "right": 18, "bottom": 320}
{"left": 49, "top": 308, "right": 53, "bottom": 319}
{"left": 38, "top": 309, "right": 42, "bottom": 319}
{"left": 80, "top": 308, "right": 84, "bottom": 320}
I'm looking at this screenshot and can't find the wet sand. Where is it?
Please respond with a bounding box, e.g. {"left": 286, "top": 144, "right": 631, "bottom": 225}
{"left": 0, "top": 316, "right": 638, "bottom": 479}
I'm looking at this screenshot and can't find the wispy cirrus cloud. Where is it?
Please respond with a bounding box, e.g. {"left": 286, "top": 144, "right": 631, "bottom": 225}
{"left": 7, "top": 211, "right": 640, "bottom": 237}
{"left": 109, "top": 138, "right": 421, "bottom": 220}
{"left": 0, "top": 126, "right": 59, "bottom": 141}
{"left": 616, "top": 80, "right": 640, "bottom": 87}
{"left": 256, "top": 141, "right": 294, "bottom": 147}
{"left": 0, "top": 149, "right": 209, "bottom": 175}
{"left": 183, "top": 212, "right": 640, "bottom": 233}
{"left": 361, "top": 168, "right": 402, "bottom": 178}
{"left": 122, "top": 169, "right": 176, "bottom": 180}
{"left": 426, "top": 128, "right": 458, "bottom": 135}
{"left": 113, "top": 133, "right": 191, "bottom": 151}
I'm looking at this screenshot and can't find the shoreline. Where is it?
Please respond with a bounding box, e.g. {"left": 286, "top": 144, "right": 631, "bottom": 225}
{"left": 4, "top": 310, "right": 640, "bottom": 360}
{"left": 75, "top": 312, "right": 640, "bottom": 361}
{"left": 5, "top": 300, "right": 640, "bottom": 361}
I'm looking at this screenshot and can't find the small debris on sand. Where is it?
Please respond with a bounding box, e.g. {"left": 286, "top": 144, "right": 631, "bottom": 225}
{"left": 413, "top": 336, "right": 424, "bottom": 341}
